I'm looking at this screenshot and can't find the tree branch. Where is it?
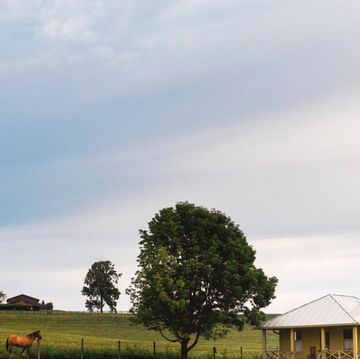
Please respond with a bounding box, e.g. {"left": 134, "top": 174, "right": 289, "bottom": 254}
{"left": 188, "top": 330, "right": 201, "bottom": 352}
{"left": 158, "top": 326, "right": 180, "bottom": 343}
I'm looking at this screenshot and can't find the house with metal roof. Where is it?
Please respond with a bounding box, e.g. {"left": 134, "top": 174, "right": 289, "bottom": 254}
{"left": 261, "top": 294, "right": 360, "bottom": 359}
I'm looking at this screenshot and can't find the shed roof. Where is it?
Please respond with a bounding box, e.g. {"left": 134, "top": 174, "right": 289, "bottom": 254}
{"left": 262, "top": 294, "right": 360, "bottom": 329}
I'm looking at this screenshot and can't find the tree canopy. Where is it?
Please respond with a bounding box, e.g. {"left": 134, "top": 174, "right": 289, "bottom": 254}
{"left": 82, "top": 260, "right": 121, "bottom": 313}
{"left": 0, "top": 291, "right": 6, "bottom": 304}
{"left": 127, "top": 202, "right": 277, "bottom": 359}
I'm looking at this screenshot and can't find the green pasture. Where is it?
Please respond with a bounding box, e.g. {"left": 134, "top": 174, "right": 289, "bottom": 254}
{"left": 0, "top": 312, "right": 278, "bottom": 358}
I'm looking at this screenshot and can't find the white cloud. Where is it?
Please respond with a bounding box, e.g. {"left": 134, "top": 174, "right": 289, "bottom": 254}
{"left": 39, "top": 16, "right": 96, "bottom": 42}
{"left": 153, "top": 91, "right": 360, "bottom": 175}
{"left": 162, "top": 0, "right": 225, "bottom": 17}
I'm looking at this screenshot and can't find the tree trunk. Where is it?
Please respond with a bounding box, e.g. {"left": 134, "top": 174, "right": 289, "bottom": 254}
{"left": 100, "top": 297, "right": 103, "bottom": 313}
{"left": 180, "top": 339, "right": 190, "bottom": 359}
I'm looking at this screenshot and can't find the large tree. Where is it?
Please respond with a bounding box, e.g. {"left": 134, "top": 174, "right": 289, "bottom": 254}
{"left": 127, "top": 202, "right": 277, "bottom": 359}
{"left": 0, "top": 290, "right": 6, "bottom": 304}
{"left": 82, "top": 260, "right": 121, "bottom": 313}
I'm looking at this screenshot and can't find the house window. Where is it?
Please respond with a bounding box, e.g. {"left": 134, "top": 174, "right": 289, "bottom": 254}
{"left": 343, "top": 329, "right": 353, "bottom": 350}
{"left": 295, "top": 330, "right": 303, "bottom": 353}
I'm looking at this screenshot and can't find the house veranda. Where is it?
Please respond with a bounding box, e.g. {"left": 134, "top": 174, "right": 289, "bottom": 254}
{"left": 261, "top": 295, "right": 360, "bottom": 359}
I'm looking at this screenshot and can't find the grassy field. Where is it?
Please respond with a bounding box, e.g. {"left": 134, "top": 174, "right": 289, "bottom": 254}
{"left": 0, "top": 312, "right": 279, "bottom": 358}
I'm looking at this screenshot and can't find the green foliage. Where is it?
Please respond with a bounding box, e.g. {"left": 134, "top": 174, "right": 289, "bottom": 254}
{"left": 82, "top": 260, "right": 121, "bottom": 313}
{"left": 40, "top": 301, "right": 53, "bottom": 311}
{"left": 45, "top": 302, "right": 53, "bottom": 310}
{"left": 127, "top": 202, "right": 278, "bottom": 359}
{"left": 0, "top": 303, "right": 41, "bottom": 311}
{"left": 0, "top": 291, "right": 6, "bottom": 304}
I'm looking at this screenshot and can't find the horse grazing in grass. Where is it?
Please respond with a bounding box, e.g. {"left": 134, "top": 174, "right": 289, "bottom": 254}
{"left": 6, "top": 330, "right": 42, "bottom": 356}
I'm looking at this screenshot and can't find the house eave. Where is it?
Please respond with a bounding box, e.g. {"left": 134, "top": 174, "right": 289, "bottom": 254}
{"left": 261, "top": 322, "right": 359, "bottom": 330}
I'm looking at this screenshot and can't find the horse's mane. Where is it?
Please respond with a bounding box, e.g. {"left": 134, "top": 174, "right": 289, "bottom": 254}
{"left": 27, "top": 330, "right": 40, "bottom": 337}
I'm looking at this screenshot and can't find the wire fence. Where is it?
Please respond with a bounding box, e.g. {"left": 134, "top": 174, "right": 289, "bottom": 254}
{"left": 30, "top": 338, "right": 269, "bottom": 359}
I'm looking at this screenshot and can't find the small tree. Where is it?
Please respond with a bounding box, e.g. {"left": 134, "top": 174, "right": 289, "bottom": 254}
{"left": 127, "top": 202, "right": 277, "bottom": 359}
{"left": 0, "top": 291, "right": 6, "bottom": 304}
{"left": 82, "top": 260, "right": 121, "bottom": 313}
{"left": 45, "top": 302, "right": 53, "bottom": 310}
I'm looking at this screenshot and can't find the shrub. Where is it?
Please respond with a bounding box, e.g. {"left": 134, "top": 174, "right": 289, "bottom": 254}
{"left": 0, "top": 303, "right": 41, "bottom": 311}
{"left": 45, "top": 302, "right": 53, "bottom": 310}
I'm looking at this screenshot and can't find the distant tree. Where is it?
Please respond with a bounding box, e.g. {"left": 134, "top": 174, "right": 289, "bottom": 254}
{"left": 0, "top": 291, "right": 6, "bottom": 304}
{"left": 41, "top": 300, "right": 46, "bottom": 309}
{"left": 126, "top": 202, "right": 278, "bottom": 359}
{"left": 82, "top": 261, "right": 121, "bottom": 313}
{"left": 45, "top": 302, "right": 53, "bottom": 310}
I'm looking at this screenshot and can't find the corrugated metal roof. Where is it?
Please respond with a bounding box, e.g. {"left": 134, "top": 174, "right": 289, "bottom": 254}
{"left": 263, "top": 294, "right": 360, "bottom": 328}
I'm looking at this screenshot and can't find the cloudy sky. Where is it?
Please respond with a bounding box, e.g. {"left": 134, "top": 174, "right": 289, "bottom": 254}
{"left": 1, "top": 0, "right": 360, "bottom": 313}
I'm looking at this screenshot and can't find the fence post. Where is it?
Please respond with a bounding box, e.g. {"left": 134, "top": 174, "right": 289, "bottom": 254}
{"left": 213, "top": 346, "right": 217, "bottom": 359}
{"left": 37, "top": 337, "right": 41, "bottom": 359}
{"left": 118, "top": 340, "right": 121, "bottom": 359}
{"left": 81, "top": 338, "right": 84, "bottom": 359}
{"left": 153, "top": 341, "right": 156, "bottom": 358}
{"left": 240, "top": 346, "right": 243, "bottom": 359}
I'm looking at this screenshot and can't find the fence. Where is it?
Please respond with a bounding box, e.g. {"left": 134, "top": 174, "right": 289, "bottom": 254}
{"left": 30, "top": 339, "right": 268, "bottom": 359}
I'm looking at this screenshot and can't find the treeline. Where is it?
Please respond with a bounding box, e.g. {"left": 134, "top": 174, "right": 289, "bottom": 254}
{"left": 0, "top": 302, "right": 53, "bottom": 311}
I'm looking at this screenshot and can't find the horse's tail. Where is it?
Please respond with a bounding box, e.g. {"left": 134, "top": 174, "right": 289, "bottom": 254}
{"left": 5, "top": 337, "right": 9, "bottom": 352}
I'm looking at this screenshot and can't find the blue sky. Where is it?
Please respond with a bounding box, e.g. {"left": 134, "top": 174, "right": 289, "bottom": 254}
{"left": 1, "top": 0, "right": 360, "bottom": 312}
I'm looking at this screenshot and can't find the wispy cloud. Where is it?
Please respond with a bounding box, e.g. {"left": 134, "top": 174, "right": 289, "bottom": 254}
{"left": 155, "top": 91, "right": 360, "bottom": 174}
{"left": 39, "top": 16, "right": 96, "bottom": 42}
{"left": 1, "top": 0, "right": 360, "bottom": 312}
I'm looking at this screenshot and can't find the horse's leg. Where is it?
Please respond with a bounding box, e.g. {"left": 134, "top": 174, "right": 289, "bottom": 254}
{"left": 22, "top": 347, "right": 29, "bottom": 357}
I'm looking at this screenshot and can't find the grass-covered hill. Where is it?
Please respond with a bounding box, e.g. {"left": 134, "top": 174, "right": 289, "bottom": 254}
{"left": 0, "top": 312, "right": 279, "bottom": 359}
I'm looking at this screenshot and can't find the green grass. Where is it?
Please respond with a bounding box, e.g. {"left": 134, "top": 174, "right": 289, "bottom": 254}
{"left": 0, "top": 312, "right": 279, "bottom": 359}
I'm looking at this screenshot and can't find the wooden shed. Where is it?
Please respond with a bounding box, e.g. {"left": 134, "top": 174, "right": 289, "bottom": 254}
{"left": 261, "top": 294, "right": 360, "bottom": 359}
{"left": 7, "top": 294, "right": 40, "bottom": 305}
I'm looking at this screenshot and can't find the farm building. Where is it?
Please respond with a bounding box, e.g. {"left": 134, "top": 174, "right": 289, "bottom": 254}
{"left": 261, "top": 294, "right": 360, "bottom": 359}
{"left": 7, "top": 294, "right": 40, "bottom": 305}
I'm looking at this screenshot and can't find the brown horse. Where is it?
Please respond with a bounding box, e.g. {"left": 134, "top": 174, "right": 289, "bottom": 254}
{"left": 6, "top": 330, "right": 42, "bottom": 355}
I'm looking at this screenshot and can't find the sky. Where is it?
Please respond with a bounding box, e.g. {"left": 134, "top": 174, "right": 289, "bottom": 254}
{"left": 1, "top": 0, "right": 360, "bottom": 313}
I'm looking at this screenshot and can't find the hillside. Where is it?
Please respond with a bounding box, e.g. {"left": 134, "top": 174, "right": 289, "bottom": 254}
{"left": 0, "top": 312, "right": 279, "bottom": 357}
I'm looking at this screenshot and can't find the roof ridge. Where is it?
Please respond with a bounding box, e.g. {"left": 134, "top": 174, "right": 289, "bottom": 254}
{"left": 329, "top": 294, "right": 358, "bottom": 324}
{"left": 331, "top": 294, "right": 360, "bottom": 300}
{"left": 7, "top": 294, "right": 40, "bottom": 300}
{"left": 263, "top": 294, "right": 331, "bottom": 326}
